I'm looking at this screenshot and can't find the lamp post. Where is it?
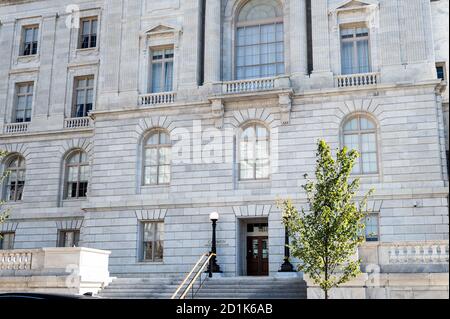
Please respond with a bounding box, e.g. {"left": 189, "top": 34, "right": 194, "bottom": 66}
{"left": 208, "top": 212, "right": 222, "bottom": 277}
{"left": 279, "top": 225, "right": 295, "bottom": 272}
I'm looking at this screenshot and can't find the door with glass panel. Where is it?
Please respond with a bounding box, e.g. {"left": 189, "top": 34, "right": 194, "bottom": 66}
{"left": 246, "top": 236, "right": 269, "bottom": 276}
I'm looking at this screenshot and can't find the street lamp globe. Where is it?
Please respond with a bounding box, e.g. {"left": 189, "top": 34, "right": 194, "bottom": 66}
{"left": 209, "top": 212, "right": 219, "bottom": 221}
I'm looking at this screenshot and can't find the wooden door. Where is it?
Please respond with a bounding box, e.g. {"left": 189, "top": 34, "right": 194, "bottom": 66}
{"left": 246, "top": 236, "right": 269, "bottom": 276}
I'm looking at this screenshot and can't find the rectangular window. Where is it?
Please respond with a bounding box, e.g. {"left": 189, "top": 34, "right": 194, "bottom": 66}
{"left": 58, "top": 230, "right": 80, "bottom": 247}
{"left": 21, "top": 26, "right": 39, "bottom": 56}
{"left": 73, "top": 76, "right": 95, "bottom": 117}
{"left": 364, "top": 213, "right": 379, "bottom": 242}
{"left": 79, "top": 17, "right": 98, "bottom": 49}
{"left": 436, "top": 63, "right": 446, "bottom": 81}
{"left": 0, "top": 232, "right": 15, "bottom": 250}
{"left": 236, "top": 22, "right": 285, "bottom": 80}
{"left": 340, "top": 26, "right": 370, "bottom": 75}
{"left": 14, "top": 83, "right": 34, "bottom": 123}
{"left": 151, "top": 48, "right": 174, "bottom": 93}
{"left": 141, "top": 222, "right": 164, "bottom": 262}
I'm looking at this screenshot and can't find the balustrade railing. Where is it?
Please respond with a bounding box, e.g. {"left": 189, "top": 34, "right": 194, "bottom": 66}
{"left": 139, "top": 92, "right": 176, "bottom": 106}
{"left": 4, "top": 122, "right": 29, "bottom": 134}
{"left": 64, "top": 117, "right": 91, "bottom": 129}
{"left": 335, "top": 72, "right": 379, "bottom": 88}
{"left": 0, "top": 250, "right": 33, "bottom": 270}
{"left": 223, "top": 77, "right": 275, "bottom": 94}
{"left": 381, "top": 242, "right": 449, "bottom": 265}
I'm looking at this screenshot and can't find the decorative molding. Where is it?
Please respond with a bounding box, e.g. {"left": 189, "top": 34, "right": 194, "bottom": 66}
{"left": 0, "top": 222, "right": 19, "bottom": 233}
{"left": 58, "top": 138, "right": 93, "bottom": 160}
{"left": 55, "top": 219, "right": 84, "bottom": 230}
{"left": 0, "top": 143, "right": 31, "bottom": 162}
{"left": 233, "top": 204, "right": 273, "bottom": 217}
{"left": 337, "top": 98, "right": 382, "bottom": 121}
{"left": 211, "top": 98, "right": 225, "bottom": 129}
{"left": 135, "top": 209, "right": 168, "bottom": 221}
{"left": 136, "top": 116, "right": 175, "bottom": 137}
{"left": 228, "top": 108, "right": 277, "bottom": 129}
{"left": 278, "top": 92, "right": 292, "bottom": 125}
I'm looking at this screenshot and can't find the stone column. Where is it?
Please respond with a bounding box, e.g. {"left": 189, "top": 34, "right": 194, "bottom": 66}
{"left": 204, "top": 0, "right": 222, "bottom": 85}
{"left": 289, "top": 0, "right": 307, "bottom": 77}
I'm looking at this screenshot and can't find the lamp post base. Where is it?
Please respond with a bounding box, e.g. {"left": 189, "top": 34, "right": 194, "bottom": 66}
{"left": 278, "top": 259, "right": 295, "bottom": 272}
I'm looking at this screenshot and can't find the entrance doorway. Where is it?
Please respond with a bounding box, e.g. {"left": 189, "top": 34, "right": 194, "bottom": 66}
{"left": 246, "top": 235, "right": 269, "bottom": 276}
{"left": 240, "top": 221, "right": 268, "bottom": 276}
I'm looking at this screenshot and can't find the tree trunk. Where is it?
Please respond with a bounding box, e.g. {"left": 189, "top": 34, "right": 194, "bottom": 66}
{"left": 325, "top": 289, "right": 328, "bottom": 300}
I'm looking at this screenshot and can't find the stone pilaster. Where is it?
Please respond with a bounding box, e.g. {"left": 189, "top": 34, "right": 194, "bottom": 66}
{"left": 178, "top": 0, "right": 202, "bottom": 96}
{"left": 289, "top": 0, "right": 308, "bottom": 81}
{"left": 97, "top": 0, "right": 123, "bottom": 110}
{"left": 0, "top": 20, "right": 15, "bottom": 132}
{"left": 203, "top": 0, "right": 222, "bottom": 87}
{"left": 309, "top": 0, "right": 334, "bottom": 88}
{"left": 34, "top": 15, "right": 57, "bottom": 119}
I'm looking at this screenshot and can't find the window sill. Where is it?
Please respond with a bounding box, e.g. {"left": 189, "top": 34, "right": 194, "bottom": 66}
{"left": 136, "top": 261, "right": 164, "bottom": 265}
{"left": 17, "top": 55, "right": 39, "bottom": 63}
{"left": 76, "top": 47, "right": 98, "bottom": 52}
{"left": 62, "top": 198, "right": 87, "bottom": 202}
{"left": 141, "top": 184, "right": 170, "bottom": 188}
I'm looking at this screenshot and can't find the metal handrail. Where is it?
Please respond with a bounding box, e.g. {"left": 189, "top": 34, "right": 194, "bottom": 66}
{"left": 171, "top": 252, "right": 216, "bottom": 299}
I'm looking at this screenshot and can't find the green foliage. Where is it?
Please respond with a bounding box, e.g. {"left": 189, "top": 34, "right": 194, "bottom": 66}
{"left": 0, "top": 149, "right": 9, "bottom": 228}
{"left": 279, "top": 140, "right": 374, "bottom": 299}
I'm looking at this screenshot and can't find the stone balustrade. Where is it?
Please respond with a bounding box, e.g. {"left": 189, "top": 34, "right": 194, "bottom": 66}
{"left": 223, "top": 77, "right": 276, "bottom": 94}
{"left": 139, "top": 92, "right": 176, "bottom": 106}
{"left": 0, "top": 247, "right": 112, "bottom": 295}
{"left": 382, "top": 241, "right": 449, "bottom": 265}
{"left": 64, "top": 117, "right": 91, "bottom": 129}
{"left": 0, "top": 250, "right": 35, "bottom": 270}
{"left": 335, "top": 72, "right": 379, "bottom": 88}
{"left": 4, "top": 122, "right": 29, "bottom": 134}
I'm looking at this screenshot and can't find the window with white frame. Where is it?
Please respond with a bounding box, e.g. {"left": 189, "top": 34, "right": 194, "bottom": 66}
{"left": 141, "top": 221, "right": 164, "bottom": 262}
{"left": 236, "top": 0, "right": 284, "bottom": 80}
{"left": 364, "top": 213, "right": 379, "bottom": 242}
{"left": 73, "top": 75, "right": 94, "bottom": 118}
{"left": 58, "top": 229, "right": 80, "bottom": 247}
{"left": 0, "top": 232, "right": 15, "bottom": 250}
{"left": 150, "top": 48, "right": 174, "bottom": 93}
{"left": 239, "top": 123, "right": 270, "bottom": 180}
{"left": 14, "top": 83, "right": 34, "bottom": 123}
{"left": 143, "top": 130, "right": 171, "bottom": 185}
{"left": 21, "top": 25, "right": 39, "bottom": 56}
{"left": 340, "top": 26, "right": 371, "bottom": 75}
{"left": 343, "top": 115, "right": 378, "bottom": 175}
{"left": 64, "top": 150, "right": 89, "bottom": 199}
{"left": 79, "top": 17, "right": 98, "bottom": 49}
{"left": 3, "top": 154, "right": 26, "bottom": 202}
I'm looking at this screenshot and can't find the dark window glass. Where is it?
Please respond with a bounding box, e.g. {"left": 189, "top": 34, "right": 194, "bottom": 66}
{"left": 58, "top": 230, "right": 80, "bottom": 247}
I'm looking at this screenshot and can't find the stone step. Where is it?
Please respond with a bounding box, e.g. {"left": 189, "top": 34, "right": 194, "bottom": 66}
{"left": 98, "top": 276, "right": 308, "bottom": 299}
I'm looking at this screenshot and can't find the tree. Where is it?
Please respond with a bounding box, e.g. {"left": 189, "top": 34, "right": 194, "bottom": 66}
{"left": 0, "top": 150, "right": 9, "bottom": 228}
{"left": 279, "top": 139, "right": 374, "bottom": 299}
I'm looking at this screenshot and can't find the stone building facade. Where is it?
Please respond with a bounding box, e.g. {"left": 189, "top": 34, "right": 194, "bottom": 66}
{"left": 0, "top": 0, "right": 448, "bottom": 296}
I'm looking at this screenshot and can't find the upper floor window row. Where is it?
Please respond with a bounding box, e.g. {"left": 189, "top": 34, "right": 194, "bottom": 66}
{"left": 10, "top": 76, "right": 95, "bottom": 125}
{"left": 19, "top": 16, "right": 98, "bottom": 57}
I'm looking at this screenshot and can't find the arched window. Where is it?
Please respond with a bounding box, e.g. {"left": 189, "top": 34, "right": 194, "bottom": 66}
{"left": 64, "top": 150, "right": 89, "bottom": 199}
{"left": 343, "top": 115, "right": 378, "bottom": 174}
{"left": 239, "top": 123, "right": 270, "bottom": 180}
{"left": 236, "top": 0, "right": 284, "bottom": 80}
{"left": 3, "top": 154, "right": 26, "bottom": 201}
{"left": 143, "top": 130, "right": 171, "bottom": 185}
